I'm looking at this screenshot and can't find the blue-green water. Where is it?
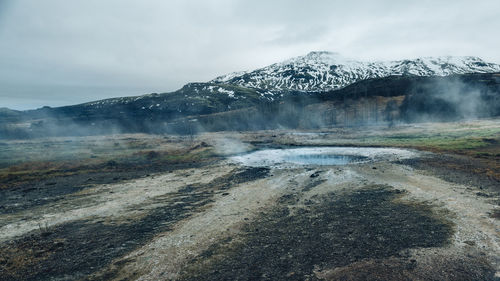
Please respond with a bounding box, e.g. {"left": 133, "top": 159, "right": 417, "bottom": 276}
{"left": 283, "top": 154, "right": 368, "bottom": 165}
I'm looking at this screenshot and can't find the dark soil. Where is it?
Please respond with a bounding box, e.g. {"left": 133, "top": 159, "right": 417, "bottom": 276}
{"left": 0, "top": 160, "right": 215, "bottom": 216}
{"left": 179, "top": 185, "right": 496, "bottom": 281}
{"left": 399, "top": 154, "right": 500, "bottom": 194}
{"left": 0, "top": 167, "right": 269, "bottom": 281}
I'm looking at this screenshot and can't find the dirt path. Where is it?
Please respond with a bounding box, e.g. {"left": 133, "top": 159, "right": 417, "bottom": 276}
{"left": 353, "top": 162, "right": 500, "bottom": 279}
{"left": 91, "top": 154, "right": 498, "bottom": 280}
{"left": 0, "top": 165, "right": 230, "bottom": 243}
{"left": 1, "top": 146, "right": 499, "bottom": 280}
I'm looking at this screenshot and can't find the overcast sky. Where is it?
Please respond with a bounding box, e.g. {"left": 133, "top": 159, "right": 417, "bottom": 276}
{"left": 1, "top": 0, "right": 499, "bottom": 110}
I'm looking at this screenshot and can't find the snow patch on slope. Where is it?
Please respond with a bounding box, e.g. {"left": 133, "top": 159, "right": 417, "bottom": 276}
{"left": 212, "top": 51, "right": 500, "bottom": 92}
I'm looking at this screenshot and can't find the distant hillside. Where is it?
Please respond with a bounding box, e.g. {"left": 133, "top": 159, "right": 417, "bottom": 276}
{"left": 1, "top": 72, "right": 499, "bottom": 139}
{"left": 213, "top": 51, "right": 500, "bottom": 92}
{"left": 2, "top": 51, "right": 500, "bottom": 138}
{"left": 0, "top": 108, "right": 22, "bottom": 122}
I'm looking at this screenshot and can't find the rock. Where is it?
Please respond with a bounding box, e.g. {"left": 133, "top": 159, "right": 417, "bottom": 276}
{"left": 310, "top": 172, "right": 320, "bottom": 178}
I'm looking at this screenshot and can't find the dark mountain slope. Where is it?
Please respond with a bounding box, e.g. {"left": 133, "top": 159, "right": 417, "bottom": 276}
{"left": 1, "top": 73, "right": 499, "bottom": 138}
{"left": 213, "top": 51, "right": 500, "bottom": 92}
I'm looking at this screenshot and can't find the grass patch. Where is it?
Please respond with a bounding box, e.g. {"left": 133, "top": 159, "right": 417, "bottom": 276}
{"left": 0, "top": 141, "right": 217, "bottom": 189}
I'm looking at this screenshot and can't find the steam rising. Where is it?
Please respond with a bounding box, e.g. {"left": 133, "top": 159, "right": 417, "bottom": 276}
{"left": 211, "top": 137, "right": 252, "bottom": 156}
{"left": 1, "top": 74, "right": 499, "bottom": 140}
{"left": 401, "top": 77, "right": 500, "bottom": 122}
{"left": 230, "top": 147, "right": 418, "bottom": 168}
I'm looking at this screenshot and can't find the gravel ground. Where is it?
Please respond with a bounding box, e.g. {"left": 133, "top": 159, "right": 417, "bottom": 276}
{"left": 1, "top": 130, "right": 499, "bottom": 280}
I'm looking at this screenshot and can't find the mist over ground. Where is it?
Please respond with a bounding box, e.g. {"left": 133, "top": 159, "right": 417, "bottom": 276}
{"left": 1, "top": 73, "right": 498, "bottom": 139}
{"left": 1, "top": 2, "right": 500, "bottom": 280}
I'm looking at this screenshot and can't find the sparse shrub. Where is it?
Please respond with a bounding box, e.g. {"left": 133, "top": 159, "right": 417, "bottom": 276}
{"left": 146, "top": 151, "right": 160, "bottom": 159}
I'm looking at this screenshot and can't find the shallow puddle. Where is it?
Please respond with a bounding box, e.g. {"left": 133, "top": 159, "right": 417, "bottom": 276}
{"left": 230, "top": 147, "right": 417, "bottom": 167}
{"left": 284, "top": 154, "right": 368, "bottom": 165}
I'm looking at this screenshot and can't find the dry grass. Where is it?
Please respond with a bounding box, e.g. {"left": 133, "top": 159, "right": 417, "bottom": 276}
{"left": 0, "top": 136, "right": 216, "bottom": 189}
{"left": 0, "top": 237, "right": 64, "bottom": 280}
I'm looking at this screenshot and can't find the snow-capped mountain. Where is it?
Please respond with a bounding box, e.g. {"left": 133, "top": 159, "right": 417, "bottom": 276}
{"left": 212, "top": 51, "right": 500, "bottom": 92}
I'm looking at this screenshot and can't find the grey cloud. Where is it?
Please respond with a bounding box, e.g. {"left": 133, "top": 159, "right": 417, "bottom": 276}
{"left": 0, "top": 0, "right": 499, "bottom": 109}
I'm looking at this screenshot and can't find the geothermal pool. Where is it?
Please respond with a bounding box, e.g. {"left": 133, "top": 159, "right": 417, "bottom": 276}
{"left": 283, "top": 154, "right": 368, "bottom": 165}
{"left": 230, "top": 147, "right": 418, "bottom": 167}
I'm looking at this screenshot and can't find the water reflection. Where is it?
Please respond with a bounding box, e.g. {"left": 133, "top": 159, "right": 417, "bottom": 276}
{"left": 284, "top": 154, "right": 367, "bottom": 165}
{"left": 230, "top": 147, "right": 417, "bottom": 167}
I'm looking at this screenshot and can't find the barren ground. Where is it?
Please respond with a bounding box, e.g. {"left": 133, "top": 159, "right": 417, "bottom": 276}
{"left": 0, "top": 119, "right": 499, "bottom": 280}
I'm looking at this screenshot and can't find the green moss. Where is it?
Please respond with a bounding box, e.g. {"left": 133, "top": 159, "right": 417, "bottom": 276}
{"left": 350, "top": 127, "right": 500, "bottom": 152}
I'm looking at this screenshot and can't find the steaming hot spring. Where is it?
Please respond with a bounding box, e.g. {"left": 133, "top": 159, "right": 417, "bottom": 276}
{"left": 230, "top": 147, "right": 418, "bottom": 167}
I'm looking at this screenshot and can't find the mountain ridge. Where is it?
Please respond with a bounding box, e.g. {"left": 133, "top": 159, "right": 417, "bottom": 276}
{"left": 63, "top": 52, "right": 500, "bottom": 110}
{"left": 212, "top": 51, "right": 500, "bottom": 92}
{"left": 11, "top": 52, "right": 500, "bottom": 111}
{"left": 1, "top": 72, "right": 499, "bottom": 138}
{"left": 1, "top": 52, "right": 500, "bottom": 138}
